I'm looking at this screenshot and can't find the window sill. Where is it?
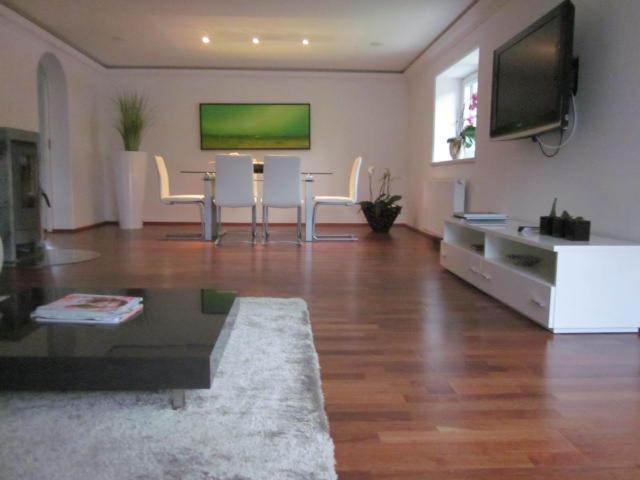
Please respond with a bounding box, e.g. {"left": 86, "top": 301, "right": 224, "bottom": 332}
{"left": 431, "top": 158, "right": 476, "bottom": 167}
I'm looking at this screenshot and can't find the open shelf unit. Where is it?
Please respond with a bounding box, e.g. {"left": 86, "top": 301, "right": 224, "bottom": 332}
{"left": 441, "top": 218, "right": 640, "bottom": 333}
{"left": 484, "top": 235, "right": 556, "bottom": 285}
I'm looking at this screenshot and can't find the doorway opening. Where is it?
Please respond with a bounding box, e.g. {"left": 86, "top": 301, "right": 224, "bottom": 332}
{"left": 37, "top": 52, "right": 71, "bottom": 232}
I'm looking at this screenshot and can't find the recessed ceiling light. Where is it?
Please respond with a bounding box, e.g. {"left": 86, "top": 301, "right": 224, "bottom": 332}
{"left": 201, "top": 35, "right": 210, "bottom": 44}
{"left": 302, "top": 38, "right": 310, "bottom": 46}
{"left": 252, "top": 37, "right": 260, "bottom": 44}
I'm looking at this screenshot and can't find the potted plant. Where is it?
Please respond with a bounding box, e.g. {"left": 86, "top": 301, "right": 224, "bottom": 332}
{"left": 359, "top": 167, "right": 402, "bottom": 233}
{"left": 446, "top": 93, "right": 477, "bottom": 160}
{"left": 114, "top": 93, "right": 150, "bottom": 229}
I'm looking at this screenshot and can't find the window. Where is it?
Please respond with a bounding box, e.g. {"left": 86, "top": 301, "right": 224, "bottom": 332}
{"left": 432, "top": 49, "right": 479, "bottom": 164}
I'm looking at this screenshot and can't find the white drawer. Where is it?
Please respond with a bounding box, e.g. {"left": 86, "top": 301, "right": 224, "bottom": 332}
{"left": 441, "top": 243, "right": 484, "bottom": 288}
{"left": 482, "top": 261, "right": 554, "bottom": 328}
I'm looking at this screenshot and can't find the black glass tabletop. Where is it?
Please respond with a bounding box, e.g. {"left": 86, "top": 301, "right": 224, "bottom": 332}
{"left": 0, "top": 288, "right": 237, "bottom": 392}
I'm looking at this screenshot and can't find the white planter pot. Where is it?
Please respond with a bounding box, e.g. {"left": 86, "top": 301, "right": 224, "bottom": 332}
{"left": 114, "top": 151, "right": 148, "bottom": 229}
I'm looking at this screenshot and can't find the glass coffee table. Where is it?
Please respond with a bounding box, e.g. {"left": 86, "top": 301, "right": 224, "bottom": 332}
{"left": 0, "top": 287, "right": 237, "bottom": 409}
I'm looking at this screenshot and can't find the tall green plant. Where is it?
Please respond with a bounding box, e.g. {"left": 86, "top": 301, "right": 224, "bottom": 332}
{"left": 114, "top": 93, "right": 149, "bottom": 151}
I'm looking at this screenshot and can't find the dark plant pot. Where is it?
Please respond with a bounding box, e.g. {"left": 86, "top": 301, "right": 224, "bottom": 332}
{"left": 565, "top": 219, "right": 591, "bottom": 241}
{"left": 361, "top": 204, "right": 402, "bottom": 233}
{"left": 539, "top": 216, "right": 554, "bottom": 235}
{"left": 551, "top": 217, "right": 566, "bottom": 238}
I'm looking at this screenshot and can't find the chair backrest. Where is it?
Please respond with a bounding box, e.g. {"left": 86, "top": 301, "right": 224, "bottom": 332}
{"left": 348, "top": 156, "right": 363, "bottom": 202}
{"left": 214, "top": 154, "right": 255, "bottom": 207}
{"left": 263, "top": 155, "right": 302, "bottom": 207}
{"left": 154, "top": 155, "right": 171, "bottom": 200}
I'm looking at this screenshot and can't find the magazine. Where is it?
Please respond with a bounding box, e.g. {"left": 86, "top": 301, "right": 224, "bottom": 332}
{"left": 32, "top": 294, "right": 143, "bottom": 325}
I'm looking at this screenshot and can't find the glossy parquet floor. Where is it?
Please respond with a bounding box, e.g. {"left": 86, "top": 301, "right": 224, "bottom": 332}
{"left": 3, "top": 224, "right": 640, "bottom": 479}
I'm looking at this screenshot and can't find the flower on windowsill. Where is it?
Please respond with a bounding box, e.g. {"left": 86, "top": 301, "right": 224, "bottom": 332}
{"left": 469, "top": 92, "right": 478, "bottom": 111}
{"left": 447, "top": 92, "right": 478, "bottom": 149}
{"left": 460, "top": 125, "right": 476, "bottom": 148}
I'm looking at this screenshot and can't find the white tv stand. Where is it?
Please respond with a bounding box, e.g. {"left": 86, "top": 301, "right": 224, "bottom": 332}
{"left": 441, "top": 218, "right": 640, "bottom": 333}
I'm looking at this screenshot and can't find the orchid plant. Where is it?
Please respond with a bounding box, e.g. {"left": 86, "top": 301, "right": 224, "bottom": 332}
{"left": 447, "top": 92, "right": 478, "bottom": 148}
{"left": 360, "top": 166, "right": 402, "bottom": 220}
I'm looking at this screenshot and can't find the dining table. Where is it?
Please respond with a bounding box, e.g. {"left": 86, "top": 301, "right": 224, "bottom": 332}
{"left": 180, "top": 164, "right": 332, "bottom": 242}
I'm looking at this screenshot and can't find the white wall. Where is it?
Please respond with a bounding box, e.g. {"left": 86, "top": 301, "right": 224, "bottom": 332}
{"left": 0, "top": 6, "right": 111, "bottom": 229}
{"left": 1, "top": 2, "right": 408, "bottom": 228}
{"left": 406, "top": 0, "right": 640, "bottom": 241}
{"left": 7, "top": 0, "right": 637, "bottom": 236}
{"left": 108, "top": 69, "right": 408, "bottom": 224}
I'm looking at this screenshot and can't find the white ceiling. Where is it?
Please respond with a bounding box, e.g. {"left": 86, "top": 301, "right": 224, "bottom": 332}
{"left": 4, "top": 0, "right": 475, "bottom": 72}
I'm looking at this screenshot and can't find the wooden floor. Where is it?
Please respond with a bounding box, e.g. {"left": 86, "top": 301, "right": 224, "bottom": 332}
{"left": 4, "top": 224, "right": 640, "bottom": 479}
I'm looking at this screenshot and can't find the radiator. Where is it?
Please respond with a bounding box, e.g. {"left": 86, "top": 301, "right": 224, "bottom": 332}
{"left": 422, "top": 178, "right": 466, "bottom": 237}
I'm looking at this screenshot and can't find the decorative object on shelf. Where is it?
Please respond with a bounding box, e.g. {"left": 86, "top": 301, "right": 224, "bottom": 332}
{"left": 565, "top": 217, "right": 591, "bottom": 241}
{"left": 446, "top": 93, "right": 477, "bottom": 160}
{"left": 359, "top": 167, "right": 402, "bottom": 233}
{"left": 517, "top": 226, "right": 539, "bottom": 236}
{"left": 540, "top": 202, "right": 592, "bottom": 241}
{"left": 470, "top": 243, "right": 485, "bottom": 254}
{"left": 114, "top": 93, "right": 151, "bottom": 230}
{"left": 539, "top": 197, "right": 557, "bottom": 235}
{"left": 551, "top": 210, "right": 580, "bottom": 238}
{"left": 506, "top": 253, "right": 542, "bottom": 267}
{"left": 551, "top": 210, "right": 570, "bottom": 238}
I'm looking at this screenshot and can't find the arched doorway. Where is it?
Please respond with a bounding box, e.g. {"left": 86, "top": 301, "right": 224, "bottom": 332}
{"left": 37, "top": 52, "right": 71, "bottom": 232}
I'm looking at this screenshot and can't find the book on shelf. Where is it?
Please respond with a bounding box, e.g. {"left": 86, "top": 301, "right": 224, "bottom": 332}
{"left": 454, "top": 212, "right": 507, "bottom": 222}
{"left": 31, "top": 293, "right": 143, "bottom": 325}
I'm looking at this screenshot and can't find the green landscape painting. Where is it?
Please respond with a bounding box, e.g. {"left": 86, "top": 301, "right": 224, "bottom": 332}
{"left": 200, "top": 103, "right": 310, "bottom": 150}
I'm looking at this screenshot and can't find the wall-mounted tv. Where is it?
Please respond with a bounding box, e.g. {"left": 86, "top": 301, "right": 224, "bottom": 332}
{"left": 490, "top": 0, "right": 577, "bottom": 140}
{"left": 200, "top": 103, "right": 311, "bottom": 150}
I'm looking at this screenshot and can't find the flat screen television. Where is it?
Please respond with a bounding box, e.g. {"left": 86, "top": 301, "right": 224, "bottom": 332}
{"left": 200, "top": 103, "right": 311, "bottom": 150}
{"left": 490, "top": 0, "right": 576, "bottom": 140}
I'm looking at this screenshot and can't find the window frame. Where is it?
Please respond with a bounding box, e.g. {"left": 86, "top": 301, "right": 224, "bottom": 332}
{"left": 431, "top": 48, "right": 480, "bottom": 165}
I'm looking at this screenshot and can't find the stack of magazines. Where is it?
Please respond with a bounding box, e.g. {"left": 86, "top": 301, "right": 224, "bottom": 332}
{"left": 32, "top": 294, "right": 143, "bottom": 325}
{"left": 454, "top": 212, "right": 507, "bottom": 222}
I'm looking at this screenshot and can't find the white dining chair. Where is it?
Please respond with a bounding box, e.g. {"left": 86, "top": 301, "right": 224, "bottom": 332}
{"left": 154, "top": 155, "right": 205, "bottom": 239}
{"left": 214, "top": 154, "right": 257, "bottom": 246}
{"left": 312, "top": 156, "right": 362, "bottom": 241}
{"left": 262, "top": 155, "right": 302, "bottom": 244}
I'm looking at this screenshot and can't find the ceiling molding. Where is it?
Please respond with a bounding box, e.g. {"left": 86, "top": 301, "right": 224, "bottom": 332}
{"left": 106, "top": 65, "right": 404, "bottom": 75}
{"left": 405, "top": 0, "right": 509, "bottom": 75}
{"left": 403, "top": 0, "right": 479, "bottom": 73}
{"left": 108, "top": 67, "right": 406, "bottom": 82}
{"left": 2, "top": 0, "right": 478, "bottom": 75}
{"left": 0, "top": 2, "right": 106, "bottom": 71}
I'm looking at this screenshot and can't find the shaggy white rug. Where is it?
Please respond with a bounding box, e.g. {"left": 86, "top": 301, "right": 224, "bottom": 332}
{"left": 0, "top": 298, "right": 336, "bottom": 480}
